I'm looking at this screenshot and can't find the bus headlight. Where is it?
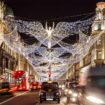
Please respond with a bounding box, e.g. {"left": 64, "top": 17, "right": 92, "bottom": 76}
{"left": 86, "top": 96, "right": 104, "bottom": 104}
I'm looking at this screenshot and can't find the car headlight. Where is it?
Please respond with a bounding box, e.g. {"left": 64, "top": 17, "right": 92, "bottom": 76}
{"left": 73, "top": 93, "right": 78, "bottom": 97}
{"left": 56, "top": 92, "right": 59, "bottom": 95}
{"left": 62, "top": 85, "right": 65, "bottom": 89}
{"left": 65, "top": 89, "right": 68, "bottom": 92}
{"left": 70, "top": 97, "right": 76, "bottom": 102}
{"left": 59, "top": 85, "right": 62, "bottom": 88}
{"left": 40, "top": 92, "right": 44, "bottom": 95}
{"left": 86, "top": 96, "right": 104, "bottom": 104}
{"left": 68, "top": 90, "right": 72, "bottom": 94}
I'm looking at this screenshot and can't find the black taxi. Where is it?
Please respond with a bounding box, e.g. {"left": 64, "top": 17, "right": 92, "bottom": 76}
{"left": 39, "top": 81, "right": 60, "bottom": 103}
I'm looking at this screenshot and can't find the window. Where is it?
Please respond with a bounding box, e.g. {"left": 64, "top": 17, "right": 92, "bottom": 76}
{"left": 97, "top": 51, "right": 102, "bottom": 59}
{"left": 97, "top": 38, "right": 102, "bottom": 46}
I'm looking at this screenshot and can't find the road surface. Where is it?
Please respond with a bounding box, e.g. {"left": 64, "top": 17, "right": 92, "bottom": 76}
{"left": 0, "top": 91, "right": 70, "bottom": 105}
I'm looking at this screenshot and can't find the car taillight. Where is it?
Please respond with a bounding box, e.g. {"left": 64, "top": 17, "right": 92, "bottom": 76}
{"left": 30, "top": 85, "right": 32, "bottom": 88}
{"left": 38, "top": 85, "right": 41, "bottom": 88}
{"left": 22, "top": 86, "right": 26, "bottom": 89}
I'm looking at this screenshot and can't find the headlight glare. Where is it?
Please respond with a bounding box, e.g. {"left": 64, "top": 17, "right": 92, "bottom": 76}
{"left": 40, "top": 92, "right": 44, "bottom": 95}
{"left": 86, "top": 96, "right": 104, "bottom": 104}
{"left": 56, "top": 92, "right": 59, "bottom": 95}
{"left": 59, "top": 85, "right": 62, "bottom": 88}
{"left": 62, "top": 85, "right": 65, "bottom": 89}
{"left": 68, "top": 90, "right": 72, "bottom": 94}
{"left": 73, "top": 93, "right": 78, "bottom": 97}
{"left": 65, "top": 89, "right": 68, "bottom": 92}
{"left": 70, "top": 97, "right": 76, "bottom": 102}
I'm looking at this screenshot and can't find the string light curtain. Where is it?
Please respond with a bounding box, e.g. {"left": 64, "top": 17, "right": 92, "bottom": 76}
{"left": 3, "top": 14, "right": 104, "bottom": 81}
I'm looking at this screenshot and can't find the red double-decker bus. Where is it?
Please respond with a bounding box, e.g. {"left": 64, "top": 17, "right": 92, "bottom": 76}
{"left": 13, "top": 70, "right": 27, "bottom": 91}
{"left": 29, "top": 75, "right": 41, "bottom": 91}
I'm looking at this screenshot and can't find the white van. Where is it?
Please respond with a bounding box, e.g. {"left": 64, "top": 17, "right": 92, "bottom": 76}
{"left": 78, "top": 65, "right": 105, "bottom": 105}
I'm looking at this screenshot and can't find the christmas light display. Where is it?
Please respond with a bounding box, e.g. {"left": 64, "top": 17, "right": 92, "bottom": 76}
{"left": 1, "top": 1, "right": 105, "bottom": 81}
{"left": 4, "top": 18, "right": 104, "bottom": 80}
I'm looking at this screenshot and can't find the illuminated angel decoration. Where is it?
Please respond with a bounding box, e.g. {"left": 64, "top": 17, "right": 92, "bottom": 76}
{"left": 45, "top": 22, "right": 55, "bottom": 36}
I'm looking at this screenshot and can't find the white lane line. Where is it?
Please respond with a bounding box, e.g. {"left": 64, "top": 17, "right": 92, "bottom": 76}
{"left": 0, "top": 92, "right": 27, "bottom": 105}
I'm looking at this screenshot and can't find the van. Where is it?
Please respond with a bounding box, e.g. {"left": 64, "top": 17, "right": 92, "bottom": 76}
{"left": 78, "top": 65, "right": 105, "bottom": 105}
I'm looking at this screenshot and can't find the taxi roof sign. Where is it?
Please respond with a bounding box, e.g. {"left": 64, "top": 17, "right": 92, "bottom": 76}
{"left": 48, "top": 80, "right": 53, "bottom": 83}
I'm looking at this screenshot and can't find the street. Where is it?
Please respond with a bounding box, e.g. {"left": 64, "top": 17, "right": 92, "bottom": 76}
{"left": 0, "top": 91, "right": 38, "bottom": 105}
{"left": 0, "top": 91, "right": 70, "bottom": 105}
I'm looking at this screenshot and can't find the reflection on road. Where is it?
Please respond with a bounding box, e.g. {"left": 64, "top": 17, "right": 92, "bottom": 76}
{"left": 0, "top": 91, "right": 77, "bottom": 105}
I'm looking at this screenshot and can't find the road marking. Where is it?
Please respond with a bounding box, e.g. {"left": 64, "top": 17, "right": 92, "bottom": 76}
{"left": 0, "top": 92, "right": 27, "bottom": 105}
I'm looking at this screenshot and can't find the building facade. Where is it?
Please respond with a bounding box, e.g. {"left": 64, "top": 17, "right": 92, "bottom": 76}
{"left": 59, "top": 2, "right": 105, "bottom": 83}
{"left": 0, "top": 42, "right": 40, "bottom": 83}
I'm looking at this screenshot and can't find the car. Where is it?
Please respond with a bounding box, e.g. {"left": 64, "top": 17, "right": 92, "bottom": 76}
{"left": 0, "top": 82, "right": 11, "bottom": 95}
{"left": 78, "top": 65, "right": 105, "bottom": 105}
{"left": 65, "top": 82, "right": 78, "bottom": 103}
{"left": 30, "top": 82, "right": 41, "bottom": 91}
{"left": 69, "top": 86, "right": 78, "bottom": 103}
{"left": 39, "top": 81, "right": 60, "bottom": 103}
